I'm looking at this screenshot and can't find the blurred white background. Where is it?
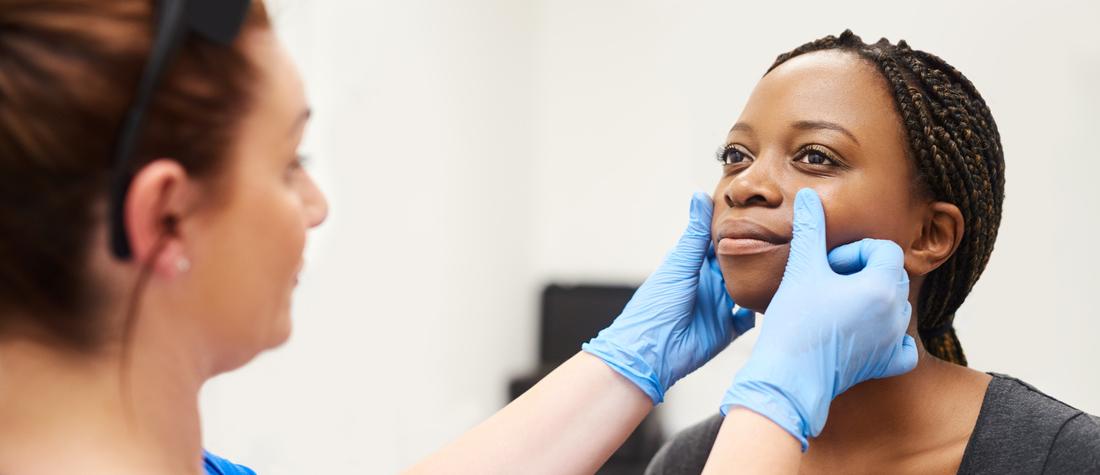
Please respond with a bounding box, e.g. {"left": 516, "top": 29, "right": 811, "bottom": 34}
{"left": 200, "top": 0, "right": 1100, "bottom": 472}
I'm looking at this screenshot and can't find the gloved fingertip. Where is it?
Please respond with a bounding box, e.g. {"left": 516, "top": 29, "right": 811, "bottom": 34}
{"left": 859, "top": 239, "right": 905, "bottom": 272}
{"left": 787, "top": 188, "right": 828, "bottom": 267}
{"left": 668, "top": 194, "right": 716, "bottom": 261}
{"left": 828, "top": 239, "right": 905, "bottom": 277}
{"left": 793, "top": 188, "right": 824, "bottom": 222}
{"left": 880, "top": 334, "right": 919, "bottom": 378}
{"left": 903, "top": 333, "right": 917, "bottom": 350}
{"left": 731, "top": 305, "right": 757, "bottom": 334}
{"left": 826, "top": 239, "right": 871, "bottom": 275}
{"left": 690, "top": 191, "right": 714, "bottom": 224}
{"left": 901, "top": 334, "right": 919, "bottom": 371}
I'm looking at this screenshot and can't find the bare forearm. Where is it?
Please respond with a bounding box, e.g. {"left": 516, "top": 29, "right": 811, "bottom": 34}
{"left": 702, "top": 407, "right": 801, "bottom": 474}
{"left": 407, "top": 352, "right": 652, "bottom": 475}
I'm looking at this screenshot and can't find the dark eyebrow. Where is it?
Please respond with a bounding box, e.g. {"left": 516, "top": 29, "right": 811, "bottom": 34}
{"left": 729, "top": 122, "right": 753, "bottom": 134}
{"left": 792, "top": 120, "right": 860, "bottom": 146}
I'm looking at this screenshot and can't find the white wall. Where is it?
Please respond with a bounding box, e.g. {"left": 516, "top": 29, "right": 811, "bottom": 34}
{"left": 202, "top": 1, "right": 538, "bottom": 473}
{"left": 202, "top": 0, "right": 1100, "bottom": 472}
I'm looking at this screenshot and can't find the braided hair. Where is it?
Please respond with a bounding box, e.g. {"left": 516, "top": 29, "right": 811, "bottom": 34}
{"left": 767, "top": 30, "right": 1005, "bottom": 365}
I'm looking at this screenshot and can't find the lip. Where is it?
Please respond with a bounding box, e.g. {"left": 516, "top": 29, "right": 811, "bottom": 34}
{"left": 714, "top": 219, "right": 791, "bottom": 256}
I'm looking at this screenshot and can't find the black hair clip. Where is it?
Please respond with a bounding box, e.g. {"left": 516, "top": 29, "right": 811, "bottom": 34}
{"left": 107, "top": 0, "right": 251, "bottom": 259}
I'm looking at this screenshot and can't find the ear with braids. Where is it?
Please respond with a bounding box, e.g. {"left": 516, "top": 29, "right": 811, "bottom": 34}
{"left": 767, "top": 30, "right": 1005, "bottom": 366}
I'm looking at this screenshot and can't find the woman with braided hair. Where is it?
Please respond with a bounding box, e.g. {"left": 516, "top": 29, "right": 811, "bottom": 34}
{"left": 646, "top": 30, "right": 1100, "bottom": 474}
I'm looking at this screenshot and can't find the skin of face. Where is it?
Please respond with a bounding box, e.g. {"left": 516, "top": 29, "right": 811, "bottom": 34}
{"left": 179, "top": 30, "right": 328, "bottom": 374}
{"left": 712, "top": 50, "right": 931, "bottom": 314}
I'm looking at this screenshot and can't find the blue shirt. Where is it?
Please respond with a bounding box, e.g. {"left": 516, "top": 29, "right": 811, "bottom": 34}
{"left": 203, "top": 450, "right": 256, "bottom": 475}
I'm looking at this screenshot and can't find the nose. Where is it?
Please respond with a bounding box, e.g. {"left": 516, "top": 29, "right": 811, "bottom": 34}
{"left": 302, "top": 172, "right": 329, "bottom": 228}
{"left": 722, "top": 158, "right": 783, "bottom": 209}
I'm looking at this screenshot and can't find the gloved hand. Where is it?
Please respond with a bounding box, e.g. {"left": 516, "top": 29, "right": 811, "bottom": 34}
{"left": 720, "top": 188, "right": 918, "bottom": 450}
{"left": 583, "top": 192, "right": 756, "bottom": 404}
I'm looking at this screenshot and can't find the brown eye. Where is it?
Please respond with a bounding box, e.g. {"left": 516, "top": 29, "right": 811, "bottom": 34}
{"left": 291, "top": 153, "right": 309, "bottom": 170}
{"left": 794, "top": 146, "right": 838, "bottom": 166}
{"left": 285, "top": 154, "right": 309, "bottom": 181}
{"left": 717, "top": 145, "right": 752, "bottom": 165}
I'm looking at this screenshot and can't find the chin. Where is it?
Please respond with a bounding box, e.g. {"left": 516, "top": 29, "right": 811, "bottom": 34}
{"left": 718, "top": 250, "right": 788, "bottom": 314}
{"left": 220, "top": 310, "right": 293, "bottom": 373}
{"left": 267, "top": 309, "right": 293, "bottom": 348}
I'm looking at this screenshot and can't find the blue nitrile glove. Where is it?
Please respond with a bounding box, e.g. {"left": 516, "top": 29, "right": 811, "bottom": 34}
{"left": 582, "top": 192, "right": 756, "bottom": 404}
{"left": 720, "top": 188, "right": 918, "bottom": 450}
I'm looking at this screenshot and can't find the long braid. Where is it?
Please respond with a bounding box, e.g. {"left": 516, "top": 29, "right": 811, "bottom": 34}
{"left": 766, "top": 30, "right": 1006, "bottom": 366}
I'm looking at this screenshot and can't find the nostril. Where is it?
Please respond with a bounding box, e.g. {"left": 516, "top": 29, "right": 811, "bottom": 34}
{"left": 745, "top": 194, "right": 767, "bottom": 206}
{"left": 726, "top": 192, "right": 767, "bottom": 208}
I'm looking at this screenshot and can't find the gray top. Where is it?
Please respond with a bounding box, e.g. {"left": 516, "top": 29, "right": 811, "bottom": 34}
{"left": 646, "top": 374, "right": 1100, "bottom": 474}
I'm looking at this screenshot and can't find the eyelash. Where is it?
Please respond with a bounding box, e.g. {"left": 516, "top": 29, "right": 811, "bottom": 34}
{"left": 716, "top": 145, "right": 752, "bottom": 166}
{"left": 285, "top": 154, "right": 310, "bottom": 181}
{"left": 291, "top": 153, "right": 309, "bottom": 170}
{"left": 792, "top": 144, "right": 840, "bottom": 167}
{"left": 716, "top": 144, "right": 844, "bottom": 168}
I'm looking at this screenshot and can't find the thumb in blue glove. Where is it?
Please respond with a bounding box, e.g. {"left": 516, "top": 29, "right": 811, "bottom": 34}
{"left": 583, "top": 192, "right": 756, "bottom": 404}
{"left": 720, "top": 188, "right": 918, "bottom": 450}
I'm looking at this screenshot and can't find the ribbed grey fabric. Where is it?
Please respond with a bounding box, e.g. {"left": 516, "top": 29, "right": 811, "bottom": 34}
{"left": 645, "top": 374, "right": 1100, "bottom": 474}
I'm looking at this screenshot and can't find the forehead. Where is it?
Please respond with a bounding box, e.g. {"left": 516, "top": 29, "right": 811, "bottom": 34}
{"left": 226, "top": 30, "right": 307, "bottom": 167}
{"left": 739, "top": 50, "right": 901, "bottom": 142}
{"left": 248, "top": 30, "right": 306, "bottom": 115}
{"left": 220, "top": 29, "right": 307, "bottom": 186}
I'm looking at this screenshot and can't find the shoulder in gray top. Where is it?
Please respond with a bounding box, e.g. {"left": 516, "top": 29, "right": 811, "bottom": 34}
{"left": 645, "top": 373, "right": 1100, "bottom": 475}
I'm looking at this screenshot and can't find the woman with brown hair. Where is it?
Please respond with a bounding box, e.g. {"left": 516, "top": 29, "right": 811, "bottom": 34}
{"left": 0, "top": 1, "right": 925, "bottom": 473}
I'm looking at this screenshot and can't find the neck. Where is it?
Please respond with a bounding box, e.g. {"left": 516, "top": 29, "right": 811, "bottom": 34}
{"left": 808, "top": 277, "right": 991, "bottom": 462}
{"left": 810, "top": 333, "right": 990, "bottom": 463}
{"left": 0, "top": 331, "right": 206, "bottom": 474}
{"left": 821, "top": 348, "right": 946, "bottom": 436}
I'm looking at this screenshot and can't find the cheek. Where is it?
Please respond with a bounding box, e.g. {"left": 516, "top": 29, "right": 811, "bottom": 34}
{"left": 816, "top": 182, "right": 916, "bottom": 250}
{"left": 712, "top": 175, "right": 916, "bottom": 312}
{"left": 196, "top": 179, "right": 307, "bottom": 356}
{"left": 247, "top": 184, "right": 307, "bottom": 303}
{"left": 228, "top": 183, "right": 304, "bottom": 274}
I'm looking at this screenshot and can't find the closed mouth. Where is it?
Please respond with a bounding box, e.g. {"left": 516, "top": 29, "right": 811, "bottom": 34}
{"left": 714, "top": 220, "right": 790, "bottom": 256}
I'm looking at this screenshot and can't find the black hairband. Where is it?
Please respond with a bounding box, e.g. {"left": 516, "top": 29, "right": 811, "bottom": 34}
{"left": 107, "top": 0, "right": 252, "bottom": 259}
